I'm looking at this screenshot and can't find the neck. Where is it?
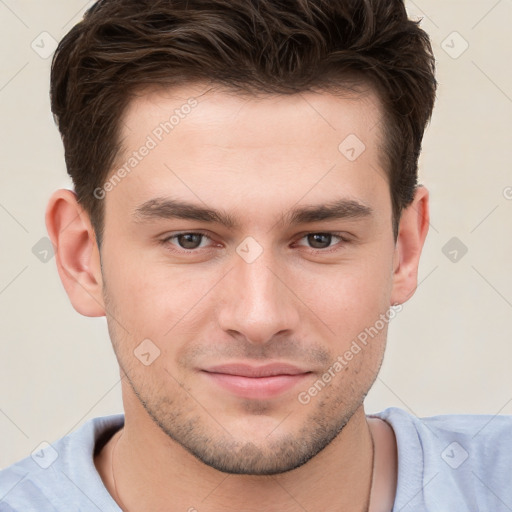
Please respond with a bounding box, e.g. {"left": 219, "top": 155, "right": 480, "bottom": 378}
{"left": 95, "top": 400, "right": 396, "bottom": 512}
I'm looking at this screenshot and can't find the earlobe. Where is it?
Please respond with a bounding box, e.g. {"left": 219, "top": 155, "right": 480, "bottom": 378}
{"left": 45, "top": 189, "right": 105, "bottom": 317}
{"left": 390, "top": 186, "right": 430, "bottom": 306}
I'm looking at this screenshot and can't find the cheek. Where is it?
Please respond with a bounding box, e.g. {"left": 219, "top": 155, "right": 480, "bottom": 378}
{"left": 101, "top": 245, "right": 222, "bottom": 341}
{"left": 301, "top": 251, "right": 394, "bottom": 346}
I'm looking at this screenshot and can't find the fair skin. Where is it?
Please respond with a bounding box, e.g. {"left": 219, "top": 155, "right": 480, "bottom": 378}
{"left": 46, "top": 83, "right": 429, "bottom": 511}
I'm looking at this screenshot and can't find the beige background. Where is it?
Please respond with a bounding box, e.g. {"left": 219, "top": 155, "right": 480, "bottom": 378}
{"left": 1, "top": 0, "right": 511, "bottom": 468}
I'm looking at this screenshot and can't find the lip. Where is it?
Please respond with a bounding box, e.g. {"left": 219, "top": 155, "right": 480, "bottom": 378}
{"left": 201, "top": 363, "right": 312, "bottom": 399}
{"left": 204, "top": 363, "right": 309, "bottom": 377}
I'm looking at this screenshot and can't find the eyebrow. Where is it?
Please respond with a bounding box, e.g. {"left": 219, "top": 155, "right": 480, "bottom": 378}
{"left": 132, "top": 197, "right": 373, "bottom": 228}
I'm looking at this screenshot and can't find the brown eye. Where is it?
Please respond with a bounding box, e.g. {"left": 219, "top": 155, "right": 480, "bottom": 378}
{"left": 307, "top": 233, "right": 333, "bottom": 249}
{"left": 294, "top": 232, "right": 351, "bottom": 252}
{"left": 162, "top": 232, "right": 212, "bottom": 251}
{"left": 175, "top": 233, "right": 204, "bottom": 249}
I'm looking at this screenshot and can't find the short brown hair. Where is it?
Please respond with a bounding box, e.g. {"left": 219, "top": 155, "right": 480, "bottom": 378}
{"left": 50, "top": 0, "right": 437, "bottom": 244}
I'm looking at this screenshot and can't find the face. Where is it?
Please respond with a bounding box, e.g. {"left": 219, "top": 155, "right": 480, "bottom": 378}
{"left": 99, "top": 84, "right": 398, "bottom": 475}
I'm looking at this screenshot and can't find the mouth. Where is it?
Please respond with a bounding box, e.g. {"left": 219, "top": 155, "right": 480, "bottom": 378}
{"left": 201, "top": 363, "right": 313, "bottom": 400}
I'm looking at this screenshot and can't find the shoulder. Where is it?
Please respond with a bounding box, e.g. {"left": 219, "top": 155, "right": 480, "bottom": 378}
{"left": 369, "top": 407, "right": 512, "bottom": 511}
{"left": 373, "top": 405, "right": 512, "bottom": 457}
{"left": 0, "top": 414, "right": 124, "bottom": 512}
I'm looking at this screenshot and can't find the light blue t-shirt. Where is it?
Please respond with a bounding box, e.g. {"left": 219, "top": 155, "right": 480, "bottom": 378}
{"left": 1, "top": 407, "right": 511, "bottom": 511}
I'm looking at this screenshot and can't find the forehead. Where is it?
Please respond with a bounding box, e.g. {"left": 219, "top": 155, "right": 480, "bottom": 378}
{"left": 120, "top": 83, "right": 384, "bottom": 153}
{"left": 108, "top": 83, "right": 389, "bottom": 224}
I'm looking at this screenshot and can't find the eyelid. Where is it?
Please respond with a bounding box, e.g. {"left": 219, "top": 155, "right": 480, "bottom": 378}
{"left": 293, "top": 232, "right": 352, "bottom": 250}
{"left": 161, "top": 230, "right": 352, "bottom": 253}
{"left": 161, "top": 230, "right": 215, "bottom": 249}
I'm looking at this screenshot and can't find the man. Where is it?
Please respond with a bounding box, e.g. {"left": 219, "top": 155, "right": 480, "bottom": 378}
{"left": 1, "top": 0, "right": 511, "bottom": 510}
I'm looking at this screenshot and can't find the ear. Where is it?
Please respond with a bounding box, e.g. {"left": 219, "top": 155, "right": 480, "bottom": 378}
{"left": 45, "top": 189, "right": 105, "bottom": 317}
{"left": 390, "top": 185, "right": 430, "bottom": 306}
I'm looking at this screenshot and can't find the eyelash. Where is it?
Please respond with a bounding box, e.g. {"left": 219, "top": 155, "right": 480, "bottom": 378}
{"left": 160, "top": 231, "right": 352, "bottom": 255}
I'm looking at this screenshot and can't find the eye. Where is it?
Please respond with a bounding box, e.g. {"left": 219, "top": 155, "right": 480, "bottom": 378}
{"left": 163, "top": 232, "right": 213, "bottom": 251}
{"left": 160, "top": 231, "right": 351, "bottom": 255}
{"left": 295, "top": 232, "right": 349, "bottom": 251}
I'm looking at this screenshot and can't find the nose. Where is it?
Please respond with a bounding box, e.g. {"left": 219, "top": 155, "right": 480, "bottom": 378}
{"left": 217, "top": 246, "right": 301, "bottom": 345}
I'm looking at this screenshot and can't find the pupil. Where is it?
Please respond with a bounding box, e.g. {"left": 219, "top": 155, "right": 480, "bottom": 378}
{"left": 179, "top": 233, "right": 202, "bottom": 249}
{"left": 309, "top": 233, "right": 331, "bottom": 249}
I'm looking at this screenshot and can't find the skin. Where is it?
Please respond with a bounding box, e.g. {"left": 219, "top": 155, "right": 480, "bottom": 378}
{"left": 46, "top": 83, "right": 429, "bottom": 511}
